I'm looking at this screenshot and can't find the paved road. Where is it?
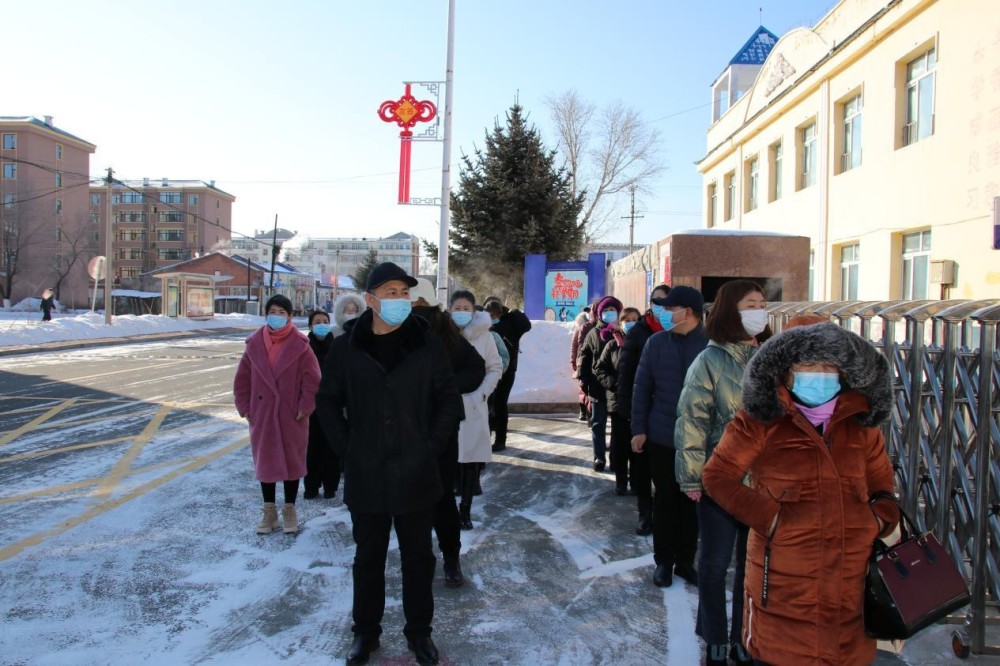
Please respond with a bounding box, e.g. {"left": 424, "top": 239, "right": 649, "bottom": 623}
{"left": 0, "top": 333, "right": 987, "bottom": 664}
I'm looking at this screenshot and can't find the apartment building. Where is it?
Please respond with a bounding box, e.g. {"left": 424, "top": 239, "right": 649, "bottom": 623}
{"left": 0, "top": 116, "right": 96, "bottom": 308}
{"left": 90, "top": 178, "right": 236, "bottom": 280}
{"left": 697, "top": 0, "right": 1000, "bottom": 301}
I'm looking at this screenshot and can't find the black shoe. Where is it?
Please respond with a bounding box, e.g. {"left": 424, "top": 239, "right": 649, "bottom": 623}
{"left": 578, "top": 413, "right": 588, "bottom": 421}
{"left": 491, "top": 442, "right": 506, "bottom": 452}
{"left": 443, "top": 555, "right": 464, "bottom": 588}
{"left": 323, "top": 488, "right": 337, "bottom": 499}
{"left": 653, "top": 564, "right": 672, "bottom": 588}
{"left": 406, "top": 635, "right": 440, "bottom": 665}
{"left": 303, "top": 487, "right": 319, "bottom": 500}
{"left": 346, "top": 635, "right": 379, "bottom": 664}
{"left": 459, "top": 505, "right": 473, "bottom": 530}
{"left": 706, "top": 644, "right": 729, "bottom": 666}
{"left": 730, "top": 644, "right": 753, "bottom": 665}
{"left": 635, "top": 514, "right": 653, "bottom": 536}
{"left": 614, "top": 484, "right": 627, "bottom": 496}
{"left": 674, "top": 562, "right": 698, "bottom": 586}
{"left": 593, "top": 458, "right": 605, "bottom": 472}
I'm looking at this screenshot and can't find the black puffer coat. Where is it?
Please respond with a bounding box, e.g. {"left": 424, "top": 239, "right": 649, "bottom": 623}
{"left": 315, "top": 309, "right": 462, "bottom": 514}
{"left": 593, "top": 337, "right": 623, "bottom": 414}
{"left": 491, "top": 307, "right": 532, "bottom": 374}
{"left": 614, "top": 311, "right": 662, "bottom": 418}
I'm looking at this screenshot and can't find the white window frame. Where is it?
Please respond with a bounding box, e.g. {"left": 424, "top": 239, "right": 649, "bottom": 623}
{"left": 56, "top": 172, "right": 62, "bottom": 188}
{"left": 842, "top": 95, "right": 863, "bottom": 172}
{"left": 800, "top": 123, "right": 816, "bottom": 189}
{"left": 55, "top": 143, "right": 63, "bottom": 160}
{"left": 839, "top": 243, "right": 860, "bottom": 300}
{"left": 707, "top": 182, "right": 718, "bottom": 227}
{"left": 746, "top": 156, "right": 759, "bottom": 212}
{"left": 901, "top": 230, "right": 932, "bottom": 299}
{"left": 770, "top": 140, "right": 783, "bottom": 202}
{"left": 904, "top": 48, "right": 936, "bottom": 145}
{"left": 724, "top": 171, "right": 736, "bottom": 221}
{"left": 3, "top": 193, "right": 14, "bottom": 208}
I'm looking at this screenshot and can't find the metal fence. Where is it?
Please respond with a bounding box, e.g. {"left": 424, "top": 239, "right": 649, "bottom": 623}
{"left": 768, "top": 299, "right": 1000, "bottom": 656}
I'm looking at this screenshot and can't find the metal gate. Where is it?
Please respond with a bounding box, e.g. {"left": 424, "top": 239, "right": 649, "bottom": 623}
{"left": 768, "top": 299, "right": 1000, "bottom": 657}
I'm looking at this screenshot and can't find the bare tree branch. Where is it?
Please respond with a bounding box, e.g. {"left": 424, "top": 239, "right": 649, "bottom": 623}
{"left": 547, "top": 93, "right": 665, "bottom": 242}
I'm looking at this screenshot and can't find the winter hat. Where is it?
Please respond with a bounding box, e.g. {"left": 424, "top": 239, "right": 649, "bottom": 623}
{"left": 595, "top": 296, "right": 623, "bottom": 320}
{"left": 366, "top": 262, "right": 418, "bottom": 291}
{"left": 409, "top": 277, "right": 439, "bottom": 307}
{"left": 742, "top": 322, "right": 892, "bottom": 427}
{"left": 265, "top": 294, "right": 293, "bottom": 314}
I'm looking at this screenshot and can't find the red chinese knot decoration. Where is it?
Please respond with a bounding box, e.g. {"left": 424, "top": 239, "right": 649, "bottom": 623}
{"left": 378, "top": 84, "right": 437, "bottom": 204}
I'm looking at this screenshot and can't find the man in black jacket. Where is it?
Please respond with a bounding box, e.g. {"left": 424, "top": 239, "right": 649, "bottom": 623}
{"left": 317, "top": 263, "right": 462, "bottom": 666}
{"left": 483, "top": 298, "right": 531, "bottom": 452}
{"left": 616, "top": 284, "right": 669, "bottom": 535}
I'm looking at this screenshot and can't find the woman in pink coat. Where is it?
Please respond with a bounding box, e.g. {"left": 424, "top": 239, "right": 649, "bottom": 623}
{"left": 234, "top": 294, "right": 321, "bottom": 535}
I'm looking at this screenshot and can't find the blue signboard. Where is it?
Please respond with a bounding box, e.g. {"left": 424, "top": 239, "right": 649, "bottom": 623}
{"left": 544, "top": 269, "right": 588, "bottom": 322}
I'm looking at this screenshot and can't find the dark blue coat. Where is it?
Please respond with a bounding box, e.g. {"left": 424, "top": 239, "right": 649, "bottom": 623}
{"left": 630, "top": 323, "right": 708, "bottom": 449}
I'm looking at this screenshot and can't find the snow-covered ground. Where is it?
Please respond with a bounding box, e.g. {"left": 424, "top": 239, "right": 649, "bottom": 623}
{"left": 0, "top": 311, "right": 579, "bottom": 404}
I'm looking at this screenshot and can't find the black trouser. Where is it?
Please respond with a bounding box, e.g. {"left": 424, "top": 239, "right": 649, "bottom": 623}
{"left": 647, "top": 443, "right": 698, "bottom": 568}
{"left": 433, "top": 434, "right": 461, "bottom": 556}
{"left": 609, "top": 412, "right": 632, "bottom": 488}
{"left": 260, "top": 480, "right": 300, "bottom": 504}
{"left": 489, "top": 368, "right": 516, "bottom": 446}
{"left": 631, "top": 446, "right": 652, "bottom": 510}
{"left": 350, "top": 507, "right": 436, "bottom": 640}
{"left": 305, "top": 415, "right": 340, "bottom": 494}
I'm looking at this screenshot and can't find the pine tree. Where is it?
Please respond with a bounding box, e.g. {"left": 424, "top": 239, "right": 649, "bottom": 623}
{"left": 352, "top": 248, "right": 379, "bottom": 291}
{"left": 428, "top": 103, "right": 585, "bottom": 302}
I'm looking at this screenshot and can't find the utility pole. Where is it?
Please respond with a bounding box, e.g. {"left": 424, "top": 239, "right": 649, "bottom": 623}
{"left": 268, "top": 213, "right": 278, "bottom": 301}
{"left": 104, "top": 168, "right": 114, "bottom": 325}
{"left": 622, "top": 185, "right": 644, "bottom": 255}
{"left": 437, "top": 0, "right": 455, "bottom": 302}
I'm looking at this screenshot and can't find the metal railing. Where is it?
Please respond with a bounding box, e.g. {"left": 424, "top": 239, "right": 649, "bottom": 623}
{"left": 769, "top": 299, "right": 1000, "bottom": 656}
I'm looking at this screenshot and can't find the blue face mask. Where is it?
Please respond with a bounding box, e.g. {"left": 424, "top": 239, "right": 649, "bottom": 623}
{"left": 652, "top": 305, "right": 677, "bottom": 331}
{"left": 490, "top": 318, "right": 500, "bottom": 326}
{"left": 601, "top": 310, "right": 618, "bottom": 324}
{"left": 266, "top": 314, "right": 288, "bottom": 331}
{"left": 451, "top": 311, "right": 473, "bottom": 328}
{"left": 622, "top": 321, "right": 636, "bottom": 334}
{"left": 791, "top": 372, "right": 841, "bottom": 407}
{"left": 312, "top": 323, "right": 332, "bottom": 338}
{"left": 375, "top": 297, "right": 411, "bottom": 326}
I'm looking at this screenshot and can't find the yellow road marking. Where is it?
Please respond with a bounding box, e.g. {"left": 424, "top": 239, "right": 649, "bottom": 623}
{"left": 0, "top": 435, "right": 139, "bottom": 464}
{"left": 0, "top": 436, "right": 250, "bottom": 562}
{"left": 0, "top": 398, "right": 80, "bottom": 448}
{"left": 91, "top": 405, "right": 171, "bottom": 499}
{"left": 27, "top": 360, "right": 190, "bottom": 389}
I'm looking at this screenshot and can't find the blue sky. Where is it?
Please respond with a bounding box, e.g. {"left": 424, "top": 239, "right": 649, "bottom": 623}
{"left": 4, "top": 0, "right": 837, "bottom": 248}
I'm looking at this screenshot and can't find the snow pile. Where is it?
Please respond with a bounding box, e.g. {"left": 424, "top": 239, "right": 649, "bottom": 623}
{"left": 510, "top": 320, "right": 577, "bottom": 404}
{"left": 0, "top": 311, "right": 262, "bottom": 347}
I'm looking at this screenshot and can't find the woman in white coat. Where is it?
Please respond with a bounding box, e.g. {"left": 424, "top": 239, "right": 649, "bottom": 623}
{"left": 449, "top": 290, "right": 503, "bottom": 529}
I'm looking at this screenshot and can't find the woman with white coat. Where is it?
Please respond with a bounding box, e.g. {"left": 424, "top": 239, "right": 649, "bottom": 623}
{"left": 449, "top": 290, "right": 503, "bottom": 529}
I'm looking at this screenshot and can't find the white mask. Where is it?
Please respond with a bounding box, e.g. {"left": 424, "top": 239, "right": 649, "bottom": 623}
{"left": 740, "top": 309, "right": 768, "bottom": 337}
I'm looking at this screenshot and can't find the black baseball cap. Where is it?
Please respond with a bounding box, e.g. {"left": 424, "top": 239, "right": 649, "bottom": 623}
{"left": 651, "top": 285, "right": 703, "bottom": 313}
{"left": 366, "top": 262, "right": 419, "bottom": 291}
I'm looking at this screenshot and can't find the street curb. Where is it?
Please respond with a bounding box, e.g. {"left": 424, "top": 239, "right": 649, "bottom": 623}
{"left": 509, "top": 402, "right": 576, "bottom": 414}
{"left": 0, "top": 327, "right": 258, "bottom": 357}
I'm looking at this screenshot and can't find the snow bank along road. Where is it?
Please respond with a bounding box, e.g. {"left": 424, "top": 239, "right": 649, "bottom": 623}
{"left": 0, "top": 332, "right": 971, "bottom": 664}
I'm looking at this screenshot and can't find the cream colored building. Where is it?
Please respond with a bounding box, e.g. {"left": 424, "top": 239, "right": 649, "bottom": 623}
{"left": 697, "top": 0, "right": 1000, "bottom": 301}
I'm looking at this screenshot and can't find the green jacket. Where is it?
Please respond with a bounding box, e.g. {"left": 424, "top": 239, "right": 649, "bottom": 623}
{"left": 674, "top": 340, "right": 756, "bottom": 493}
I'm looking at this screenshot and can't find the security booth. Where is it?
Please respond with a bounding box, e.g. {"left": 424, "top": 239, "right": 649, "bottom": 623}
{"left": 154, "top": 272, "right": 223, "bottom": 319}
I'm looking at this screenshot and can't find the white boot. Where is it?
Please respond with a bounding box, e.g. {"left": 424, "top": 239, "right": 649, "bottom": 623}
{"left": 281, "top": 503, "right": 298, "bottom": 534}
{"left": 257, "top": 502, "right": 279, "bottom": 534}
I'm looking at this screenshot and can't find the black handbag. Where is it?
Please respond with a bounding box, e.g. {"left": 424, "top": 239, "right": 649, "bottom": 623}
{"left": 863, "top": 491, "right": 971, "bottom": 639}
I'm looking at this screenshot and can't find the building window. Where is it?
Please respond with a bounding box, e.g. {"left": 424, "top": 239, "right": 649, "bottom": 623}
{"left": 55, "top": 144, "right": 63, "bottom": 160}
{"left": 3, "top": 194, "right": 14, "bottom": 208}
{"left": 769, "top": 140, "right": 783, "bottom": 202}
{"left": 56, "top": 172, "right": 62, "bottom": 188}
{"left": 839, "top": 243, "right": 860, "bottom": 299}
{"left": 2, "top": 163, "right": 15, "bottom": 179}
{"left": 121, "top": 267, "right": 141, "bottom": 278}
{"left": 55, "top": 226, "right": 62, "bottom": 241}
{"left": 121, "top": 191, "right": 145, "bottom": 204}
{"left": 119, "top": 229, "right": 147, "bottom": 241}
{"left": 841, "top": 95, "right": 863, "bottom": 172}
{"left": 159, "top": 211, "right": 184, "bottom": 223}
{"left": 745, "top": 156, "right": 759, "bottom": 212}
{"left": 901, "top": 230, "right": 931, "bottom": 299}
{"left": 91, "top": 194, "right": 100, "bottom": 205}
{"left": 55, "top": 199, "right": 62, "bottom": 214}
{"left": 707, "top": 182, "right": 718, "bottom": 227}
{"left": 189, "top": 195, "right": 198, "bottom": 205}
{"left": 90, "top": 212, "right": 99, "bottom": 224}
{"left": 119, "top": 212, "right": 147, "bottom": 223}
{"left": 1, "top": 134, "right": 15, "bottom": 150}
{"left": 724, "top": 171, "right": 736, "bottom": 221}
{"left": 904, "top": 48, "right": 936, "bottom": 146}
{"left": 158, "top": 248, "right": 189, "bottom": 260}
{"left": 799, "top": 123, "right": 817, "bottom": 189}
{"left": 89, "top": 231, "right": 99, "bottom": 242}
{"left": 160, "top": 192, "right": 182, "bottom": 204}
{"left": 157, "top": 229, "right": 185, "bottom": 242}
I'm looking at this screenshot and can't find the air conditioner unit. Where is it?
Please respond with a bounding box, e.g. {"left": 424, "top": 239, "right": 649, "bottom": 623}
{"left": 930, "top": 259, "right": 956, "bottom": 285}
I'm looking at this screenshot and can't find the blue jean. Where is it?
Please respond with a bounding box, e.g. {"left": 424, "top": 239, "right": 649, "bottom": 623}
{"left": 589, "top": 399, "right": 608, "bottom": 462}
{"left": 696, "top": 494, "right": 749, "bottom": 647}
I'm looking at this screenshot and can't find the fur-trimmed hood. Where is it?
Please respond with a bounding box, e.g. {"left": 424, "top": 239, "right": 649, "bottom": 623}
{"left": 333, "top": 293, "right": 366, "bottom": 330}
{"left": 460, "top": 310, "right": 493, "bottom": 343}
{"left": 742, "top": 322, "right": 892, "bottom": 427}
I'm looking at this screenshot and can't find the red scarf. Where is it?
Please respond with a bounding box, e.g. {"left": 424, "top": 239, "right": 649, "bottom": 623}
{"left": 644, "top": 311, "right": 663, "bottom": 334}
{"left": 262, "top": 320, "right": 294, "bottom": 367}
